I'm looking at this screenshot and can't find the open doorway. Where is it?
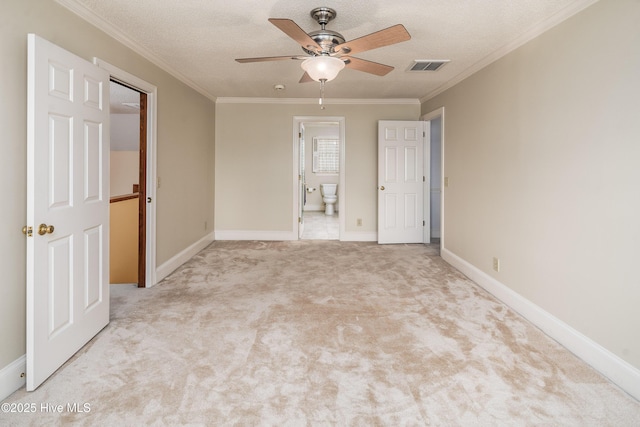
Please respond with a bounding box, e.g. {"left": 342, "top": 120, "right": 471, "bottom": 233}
{"left": 294, "top": 117, "right": 345, "bottom": 240}
{"left": 96, "top": 58, "right": 157, "bottom": 288}
{"left": 422, "top": 107, "right": 445, "bottom": 249}
{"left": 109, "top": 81, "right": 146, "bottom": 286}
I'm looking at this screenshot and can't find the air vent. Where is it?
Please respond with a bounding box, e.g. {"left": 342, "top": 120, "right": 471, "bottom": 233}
{"left": 407, "top": 60, "right": 450, "bottom": 72}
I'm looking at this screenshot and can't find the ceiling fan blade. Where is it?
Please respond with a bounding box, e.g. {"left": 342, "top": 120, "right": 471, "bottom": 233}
{"left": 299, "top": 72, "right": 314, "bottom": 83}
{"left": 235, "top": 55, "right": 306, "bottom": 63}
{"left": 335, "top": 24, "right": 411, "bottom": 55}
{"left": 269, "top": 18, "right": 321, "bottom": 52}
{"left": 343, "top": 57, "right": 394, "bottom": 76}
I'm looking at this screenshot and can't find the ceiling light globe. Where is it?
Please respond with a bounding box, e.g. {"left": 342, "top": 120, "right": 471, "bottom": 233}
{"left": 301, "top": 56, "right": 345, "bottom": 82}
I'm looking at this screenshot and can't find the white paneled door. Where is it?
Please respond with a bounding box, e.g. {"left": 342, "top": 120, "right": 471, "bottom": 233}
{"left": 26, "top": 34, "right": 110, "bottom": 390}
{"left": 378, "top": 121, "right": 428, "bottom": 244}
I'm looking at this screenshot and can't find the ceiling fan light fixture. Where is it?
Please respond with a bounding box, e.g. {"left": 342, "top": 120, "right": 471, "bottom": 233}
{"left": 301, "top": 56, "right": 345, "bottom": 82}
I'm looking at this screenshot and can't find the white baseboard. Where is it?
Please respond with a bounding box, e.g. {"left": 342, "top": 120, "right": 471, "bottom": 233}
{"left": 441, "top": 247, "right": 640, "bottom": 401}
{"left": 215, "top": 229, "right": 375, "bottom": 242}
{"left": 156, "top": 232, "right": 215, "bottom": 283}
{"left": 303, "top": 204, "right": 324, "bottom": 212}
{"left": 303, "top": 206, "right": 340, "bottom": 214}
{"left": 0, "top": 355, "right": 25, "bottom": 402}
{"left": 214, "top": 230, "right": 297, "bottom": 241}
{"left": 340, "top": 231, "right": 377, "bottom": 242}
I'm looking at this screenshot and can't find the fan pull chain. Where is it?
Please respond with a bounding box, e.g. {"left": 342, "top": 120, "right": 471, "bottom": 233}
{"left": 319, "top": 79, "right": 326, "bottom": 110}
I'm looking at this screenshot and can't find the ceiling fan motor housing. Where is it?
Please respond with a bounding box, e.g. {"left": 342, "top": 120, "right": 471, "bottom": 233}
{"left": 310, "top": 7, "right": 336, "bottom": 27}
{"left": 304, "top": 30, "right": 346, "bottom": 55}
{"left": 304, "top": 8, "right": 346, "bottom": 56}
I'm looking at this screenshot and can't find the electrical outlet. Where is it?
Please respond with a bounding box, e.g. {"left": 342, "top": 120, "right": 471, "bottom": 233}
{"left": 356, "top": 218, "right": 362, "bottom": 226}
{"left": 157, "top": 176, "right": 161, "bottom": 188}
{"left": 492, "top": 257, "right": 500, "bottom": 272}
{"left": 204, "top": 221, "right": 208, "bottom": 230}
{"left": 444, "top": 177, "right": 449, "bottom": 187}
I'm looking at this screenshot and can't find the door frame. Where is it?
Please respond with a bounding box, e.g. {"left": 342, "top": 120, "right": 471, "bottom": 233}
{"left": 421, "top": 107, "right": 445, "bottom": 250}
{"left": 95, "top": 58, "right": 158, "bottom": 287}
{"left": 293, "top": 116, "right": 345, "bottom": 240}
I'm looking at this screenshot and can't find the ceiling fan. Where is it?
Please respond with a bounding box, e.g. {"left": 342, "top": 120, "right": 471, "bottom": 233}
{"left": 235, "top": 7, "right": 411, "bottom": 87}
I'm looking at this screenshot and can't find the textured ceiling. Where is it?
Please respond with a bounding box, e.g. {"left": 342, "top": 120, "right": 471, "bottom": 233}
{"left": 57, "top": 0, "right": 596, "bottom": 101}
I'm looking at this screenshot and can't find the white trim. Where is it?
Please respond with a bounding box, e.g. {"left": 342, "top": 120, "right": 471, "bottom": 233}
{"left": 420, "top": 107, "right": 446, "bottom": 123}
{"left": 54, "top": 0, "right": 216, "bottom": 102}
{"left": 441, "top": 247, "right": 640, "bottom": 402}
{"left": 94, "top": 58, "right": 158, "bottom": 288}
{"left": 422, "top": 120, "right": 431, "bottom": 244}
{"left": 340, "top": 231, "right": 378, "bottom": 242}
{"left": 217, "top": 97, "right": 420, "bottom": 105}
{"left": 303, "top": 204, "right": 325, "bottom": 212}
{"left": 214, "top": 230, "right": 297, "bottom": 241}
{"left": 0, "top": 355, "right": 26, "bottom": 401}
{"left": 156, "top": 232, "right": 215, "bottom": 282}
{"left": 421, "top": 107, "right": 445, "bottom": 251}
{"left": 419, "top": 0, "right": 600, "bottom": 103}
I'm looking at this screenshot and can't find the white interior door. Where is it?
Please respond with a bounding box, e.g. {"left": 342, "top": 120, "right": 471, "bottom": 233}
{"left": 378, "top": 120, "right": 427, "bottom": 244}
{"left": 26, "top": 34, "right": 110, "bottom": 390}
{"left": 298, "top": 125, "right": 305, "bottom": 238}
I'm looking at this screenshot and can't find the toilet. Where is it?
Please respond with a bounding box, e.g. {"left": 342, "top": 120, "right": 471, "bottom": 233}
{"left": 320, "top": 183, "right": 338, "bottom": 215}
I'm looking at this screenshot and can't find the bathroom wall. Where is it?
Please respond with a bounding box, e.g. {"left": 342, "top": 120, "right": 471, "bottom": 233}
{"left": 303, "top": 123, "right": 340, "bottom": 211}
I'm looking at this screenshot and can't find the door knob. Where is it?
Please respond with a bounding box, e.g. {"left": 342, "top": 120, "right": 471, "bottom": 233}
{"left": 379, "top": 186, "right": 385, "bottom": 191}
{"left": 38, "top": 223, "right": 55, "bottom": 235}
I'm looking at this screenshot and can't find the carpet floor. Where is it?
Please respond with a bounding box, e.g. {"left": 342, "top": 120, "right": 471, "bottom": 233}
{"left": 2, "top": 240, "right": 639, "bottom": 426}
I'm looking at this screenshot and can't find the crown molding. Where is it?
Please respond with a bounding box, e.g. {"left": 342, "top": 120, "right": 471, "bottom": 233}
{"left": 54, "top": 0, "right": 217, "bottom": 102}
{"left": 55, "top": 0, "right": 597, "bottom": 106}
{"left": 216, "top": 97, "right": 420, "bottom": 105}
{"left": 419, "top": 0, "right": 600, "bottom": 103}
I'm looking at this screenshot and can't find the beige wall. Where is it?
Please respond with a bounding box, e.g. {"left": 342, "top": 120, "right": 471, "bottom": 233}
{"left": 109, "top": 198, "right": 139, "bottom": 284}
{"left": 110, "top": 151, "right": 139, "bottom": 196}
{"left": 110, "top": 113, "right": 139, "bottom": 151}
{"left": 215, "top": 101, "right": 419, "bottom": 235}
{"left": 0, "top": 0, "right": 215, "bottom": 371}
{"left": 422, "top": 0, "right": 640, "bottom": 369}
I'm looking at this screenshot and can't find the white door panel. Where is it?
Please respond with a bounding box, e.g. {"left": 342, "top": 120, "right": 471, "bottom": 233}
{"left": 27, "top": 34, "right": 110, "bottom": 390}
{"left": 378, "top": 121, "right": 428, "bottom": 244}
{"left": 298, "top": 126, "right": 305, "bottom": 238}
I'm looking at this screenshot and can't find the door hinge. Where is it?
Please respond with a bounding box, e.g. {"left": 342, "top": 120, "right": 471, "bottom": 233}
{"left": 423, "top": 220, "right": 425, "bottom": 226}
{"left": 22, "top": 226, "right": 33, "bottom": 237}
{"left": 298, "top": 216, "right": 302, "bottom": 223}
{"left": 299, "top": 132, "right": 302, "bottom": 138}
{"left": 423, "top": 176, "right": 426, "bottom": 182}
